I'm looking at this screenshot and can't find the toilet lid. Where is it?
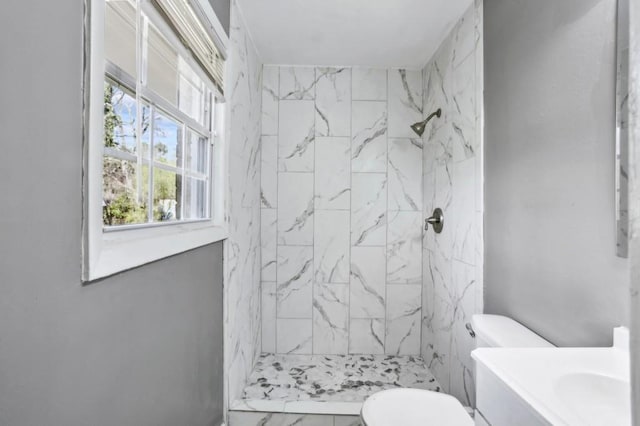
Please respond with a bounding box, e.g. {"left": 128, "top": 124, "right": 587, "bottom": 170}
{"left": 361, "top": 389, "right": 473, "bottom": 426}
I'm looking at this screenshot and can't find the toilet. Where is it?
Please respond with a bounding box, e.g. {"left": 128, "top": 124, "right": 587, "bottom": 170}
{"left": 360, "top": 315, "right": 554, "bottom": 426}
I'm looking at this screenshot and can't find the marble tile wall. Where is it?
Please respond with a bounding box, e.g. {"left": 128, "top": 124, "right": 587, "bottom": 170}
{"left": 229, "top": 412, "right": 362, "bottom": 426}
{"left": 421, "top": 1, "right": 484, "bottom": 408}
{"left": 225, "top": 0, "right": 263, "bottom": 409}
{"left": 628, "top": 0, "right": 640, "bottom": 419}
{"left": 261, "top": 65, "right": 425, "bottom": 356}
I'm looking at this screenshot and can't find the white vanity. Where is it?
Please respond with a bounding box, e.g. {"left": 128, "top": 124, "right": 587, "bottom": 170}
{"left": 472, "top": 328, "right": 631, "bottom": 426}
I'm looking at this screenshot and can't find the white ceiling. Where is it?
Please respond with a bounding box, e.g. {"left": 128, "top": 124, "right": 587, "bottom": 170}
{"left": 235, "top": 0, "right": 473, "bottom": 68}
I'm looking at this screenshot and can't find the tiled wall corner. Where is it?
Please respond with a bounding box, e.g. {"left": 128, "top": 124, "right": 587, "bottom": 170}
{"left": 420, "top": 0, "right": 484, "bottom": 408}
{"left": 225, "top": 0, "right": 264, "bottom": 406}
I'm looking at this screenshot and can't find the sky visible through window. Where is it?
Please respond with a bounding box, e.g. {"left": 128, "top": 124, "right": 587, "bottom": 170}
{"left": 109, "top": 85, "right": 180, "bottom": 164}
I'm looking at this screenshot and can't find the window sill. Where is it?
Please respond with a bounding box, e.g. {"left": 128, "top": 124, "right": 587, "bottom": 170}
{"left": 84, "top": 221, "right": 227, "bottom": 282}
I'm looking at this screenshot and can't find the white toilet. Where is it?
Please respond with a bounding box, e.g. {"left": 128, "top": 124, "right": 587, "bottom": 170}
{"left": 360, "top": 314, "right": 554, "bottom": 426}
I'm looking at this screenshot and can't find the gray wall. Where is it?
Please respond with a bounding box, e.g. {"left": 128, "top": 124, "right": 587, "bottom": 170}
{"left": 209, "top": 0, "right": 230, "bottom": 35}
{"left": 0, "top": 1, "right": 224, "bottom": 425}
{"left": 484, "top": 0, "right": 629, "bottom": 347}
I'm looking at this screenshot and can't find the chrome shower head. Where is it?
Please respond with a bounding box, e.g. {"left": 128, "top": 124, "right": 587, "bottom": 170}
{"left": 410, "top": 108, "right": 442, "bottom": 136}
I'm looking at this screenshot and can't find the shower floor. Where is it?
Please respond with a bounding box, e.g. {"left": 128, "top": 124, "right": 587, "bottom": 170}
{"left": 231, "top": 353, "right": 442, "bottom": 417}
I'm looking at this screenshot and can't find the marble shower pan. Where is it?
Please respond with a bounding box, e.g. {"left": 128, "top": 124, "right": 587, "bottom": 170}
{"left": 229, "top": 353, "right": 442, "bottom": 425}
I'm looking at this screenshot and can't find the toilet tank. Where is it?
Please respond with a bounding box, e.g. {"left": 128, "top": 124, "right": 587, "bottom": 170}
{"left": 471, "top": 315, "right": 554, "bottom": 348}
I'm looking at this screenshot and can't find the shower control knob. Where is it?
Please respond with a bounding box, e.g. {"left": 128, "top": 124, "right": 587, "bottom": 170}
{"left": 425, "top": 208, "right": 444, "bottom": 233}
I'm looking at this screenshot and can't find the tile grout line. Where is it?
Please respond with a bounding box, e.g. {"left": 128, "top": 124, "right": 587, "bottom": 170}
{"left": 347, "top": 67, "right": 353, "bottom": 356}
{"left": 384, "top": 69, "right": 389, "bottom": 355}
{"left": 275, "top": 66, "right": 280, "bottom": 354}
{"left": 419, "top": 66, "right": 425, "bottom": 360}
{"left": 311, "top": 66, "right": 316, "bottom": 355}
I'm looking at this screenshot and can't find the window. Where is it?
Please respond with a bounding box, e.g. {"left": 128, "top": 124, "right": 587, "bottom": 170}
{"left": 83, "top": 0, "right": 229, "bottom": 281}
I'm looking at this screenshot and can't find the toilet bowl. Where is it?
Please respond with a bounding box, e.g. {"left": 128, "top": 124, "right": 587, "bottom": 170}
{"left": 360, "top": 315, "right": 554, "bottom": 425}
{"left": 361, "top": 388, "right": 473, "bottom": 426}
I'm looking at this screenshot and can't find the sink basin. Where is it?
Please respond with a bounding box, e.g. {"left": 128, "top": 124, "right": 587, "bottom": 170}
{"left": 554, "top": 373, "right": 631, "bottom": 425}
{"left": 472, "top": 328, "right": 631, "bottom": 426}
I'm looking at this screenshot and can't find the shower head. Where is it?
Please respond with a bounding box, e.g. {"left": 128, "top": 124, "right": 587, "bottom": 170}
{"left": 410, "top": 108, "right": 442, "bottom": 137}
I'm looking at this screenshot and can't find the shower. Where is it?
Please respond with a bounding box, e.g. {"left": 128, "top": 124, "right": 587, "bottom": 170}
{"left": 410, "top": 108, "right": 442, "bottom": 136}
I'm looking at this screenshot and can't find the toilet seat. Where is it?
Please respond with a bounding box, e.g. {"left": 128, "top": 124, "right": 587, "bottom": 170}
{"left": 361, "top": 388, "right": 473, "bottom": 426}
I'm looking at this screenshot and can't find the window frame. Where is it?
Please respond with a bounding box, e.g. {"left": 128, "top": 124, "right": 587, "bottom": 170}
{"left": 83, "top": 0, "right": 229, "bottom": 282}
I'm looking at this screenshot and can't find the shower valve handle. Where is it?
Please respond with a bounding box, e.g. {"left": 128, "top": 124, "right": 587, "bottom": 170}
{"left": 425, "top": 208, "right": 444, "bottom": 234}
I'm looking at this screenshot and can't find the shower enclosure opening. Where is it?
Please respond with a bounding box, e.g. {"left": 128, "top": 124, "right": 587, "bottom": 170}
{"left": 227, "top": 2, "right": 484, "bottom": 424}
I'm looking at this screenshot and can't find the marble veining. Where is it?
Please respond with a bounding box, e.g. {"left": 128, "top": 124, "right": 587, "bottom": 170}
{"left": 388, "top": 138, "right": 423, "bottom": 211}
{"left": 388, "top": 69, "right": 423, "bottom": 138}
{"left": 277, "top": 246, "right": 314, "bottom": 319}
{"left": 280, "top": 67, "right": 317, "bottom": 100}
{"left": 315, "top": 68, "right": 351, "bottom": 137}
{"left": 262, "top": 282, "right": 277, "bottom": 353}
{"left": 244, "top": 0, "right": 485, "bottom": 416}
{"left": 278, "top": 101, "right": 315, "bottom": 172}
{"left": 349, "top": 319, "right": 385, "bottom": 355}
{"left": 240, "top": 354, "right": 442, "bottom": 402}
{"left": 351, "top": 173, "right": 388, "bottom": 247}
{"left": 262, "top": 66, "right": 279, "bottom": 135}
{"left": 350, "top": 246, "right": 386, "bottom": 319}
{"left": 314, "top": 211, "right": 350, "bottom": 283}
{"left": 229, "top": 412, "right": 360, "bottom": 426}
{"left": 262, "top": 66, "right": 425, "bottom": 358}
{"left": 351, "top": 101, "right": 388, "bottom": 173}
{"left": 277, "top": 173, "right": 314, "bottom": 246}
{"left": 628, "top": 0, "right": 639, "bottom": 418}
{"left": 421, "top": 0, "right": 483, "bottom": 409}
{"left": 277, "top": 319, "right": 313, "bottom": 354}
{"left": 313, "top": 284, "right": 349, "bottom": 354}
{"left": 387, "top": 211, "right": 423, "bottom": 284}
{"left": 261, "top": 135, "right": 278, "bottom": 208}
{"left": 261, "top": 209, "right": 277, "bottom": 281}
{"left": 315, "top": 137, "right": 351, "bottom": 210}
{"left": 225, "top": 0, "right": 263, "bottom": 406}
{"left": 385, "top": 285, "right": 422, "bottom": 355}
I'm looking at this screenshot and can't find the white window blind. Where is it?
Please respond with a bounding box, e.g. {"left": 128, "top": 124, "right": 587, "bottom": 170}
{"left": 152, "top": 0, "right": 225, "bottom": 94}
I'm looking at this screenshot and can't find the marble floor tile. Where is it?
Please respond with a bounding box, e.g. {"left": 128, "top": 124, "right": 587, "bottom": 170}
{"left": 240, "top": 353, "right": 442, "bottom": 402}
